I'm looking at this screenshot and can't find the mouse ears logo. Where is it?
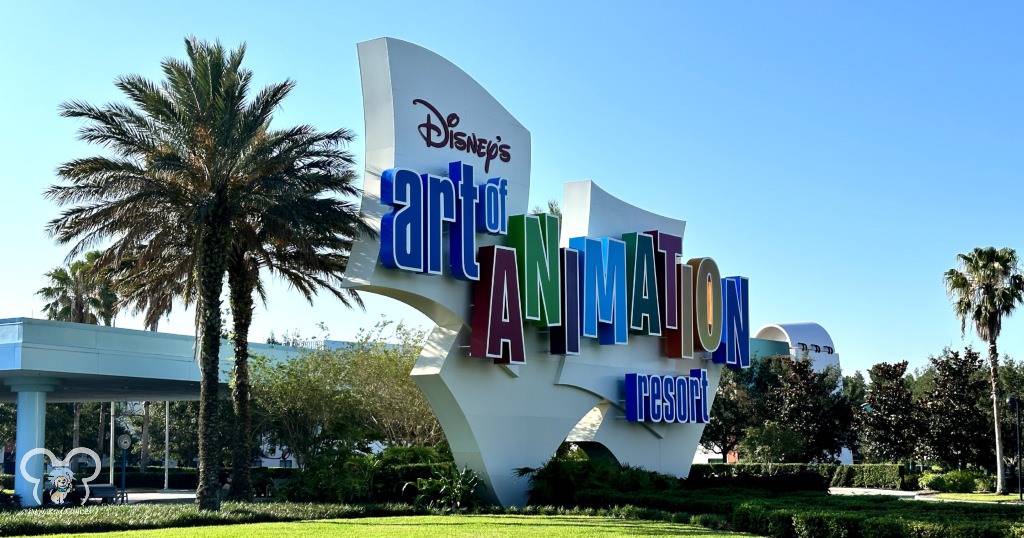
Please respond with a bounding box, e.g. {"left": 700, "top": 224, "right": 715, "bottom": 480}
{"left": 19, "top": 448, "right": 101, "bottom": 506}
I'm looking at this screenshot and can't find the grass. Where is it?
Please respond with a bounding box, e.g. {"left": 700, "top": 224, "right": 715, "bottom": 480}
{"left": 49, "top": 515, "right": 749, "bottom": 537}
{"left": 931, "top": 492, "right": 1024, "bottom": 503}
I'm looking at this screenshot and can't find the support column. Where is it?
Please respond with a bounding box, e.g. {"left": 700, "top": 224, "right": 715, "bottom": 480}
{"left": 5, "top": 377, "right": 59, "bottom": 507}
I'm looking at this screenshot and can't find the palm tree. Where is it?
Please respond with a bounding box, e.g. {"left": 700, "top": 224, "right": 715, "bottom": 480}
{"left": 945, "top": 247, "right": 1024, "bottom": 494}
{"left": 36, "top": 251, "right": 114, "bottom": 325}
{"left": 38, "top": 251, "right": 119, "bottom": 467}
{"left": 47, "top": 37, "right": 368, "bottom": 509}
{"left": 222, "top": 135, "right": 367, "bottom": 501}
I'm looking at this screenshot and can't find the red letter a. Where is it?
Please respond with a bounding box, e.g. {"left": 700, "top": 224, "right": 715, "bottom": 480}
{"left": 470, "top": 246, "right": 526, "bottom": 364}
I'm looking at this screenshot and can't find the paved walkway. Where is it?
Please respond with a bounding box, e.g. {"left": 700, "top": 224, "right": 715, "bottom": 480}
{"left": 829, "top": 487, "right": 917, "bottom": 498}
{"left": 123, "top": 489, "right": 196, "bottom": 504}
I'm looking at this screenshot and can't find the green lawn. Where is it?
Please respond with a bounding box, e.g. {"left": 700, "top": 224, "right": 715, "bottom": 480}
{"left": 52, "top": 515, "right": 749, "bottom": 537}
{"left": 931, "top": 493, "right": 1024, "bottom": 503}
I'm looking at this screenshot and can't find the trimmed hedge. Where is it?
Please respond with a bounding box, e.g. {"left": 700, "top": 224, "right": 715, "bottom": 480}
{"left": 571, "top": 488, "right": 1024, "bottom": 538}
{"left": 692, "top": 463, "right": 910, "bottom": 490}
{"left": 0, "top": 501, "right": 424, "bottom": 536}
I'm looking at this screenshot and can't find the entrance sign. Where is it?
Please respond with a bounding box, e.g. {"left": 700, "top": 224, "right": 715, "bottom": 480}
{"left": 344, "top": 38, "right": 750, "bottom": 506}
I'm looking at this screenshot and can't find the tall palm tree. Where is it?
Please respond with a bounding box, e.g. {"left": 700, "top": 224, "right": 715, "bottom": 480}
{"left": 945, "top": 247, "right": 1024, "bottom": 495}
{"left": 222, "top": 132, "right": 367, "bottom": 501}
{"left": 47, "top": 37, "right": 369, "bottom": 509}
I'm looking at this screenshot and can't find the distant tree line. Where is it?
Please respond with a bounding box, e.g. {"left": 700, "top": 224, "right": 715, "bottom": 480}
{"left": 703, "top": 347, "right": 1024, "bottom": 479}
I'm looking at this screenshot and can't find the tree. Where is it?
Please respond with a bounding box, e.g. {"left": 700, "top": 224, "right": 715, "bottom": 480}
{"left": 858, "top": 361, "right": 919, "bottom": 463}
{"left": 842, "top": 371, "right": 867, "bottom": 460}
{"left": 739, "top": 423, "right": 804, "bottom": 474}
{"left": 919, "top": 348, "right": 990, "bottom": 469}
{"left": 36, "top": 251, "right": 117, "bottom": 325}
{"left": 530, "top": 199, "right": 562, "bottom": 219}
{"left": 37, "top": 251, "right": 118, "bottom": 470}
{"left": 46, "top": 38, "right": 318, "bottom": 509}
{"left": 701, "top": 354, "right": 851, "bottom": 463}
{"left": 52, "top": 39, "right": 369, "bottom": 503}
{"left": 250, "top": 349, "right": 365, "bottom": 469}
{"left": 945, "top": 247, "right": 1024, "bottom": 494}
{"left": 340, "top": 320, "right": 445, "bottom": 448}
{"left": 774, "top": 359, "right": 851, "bottom": 462}
{"left": 224, "top": 152, "right": 369, "bottom": 500}
{"left": 701, "top": 362, "right": 758, "bottom": 459}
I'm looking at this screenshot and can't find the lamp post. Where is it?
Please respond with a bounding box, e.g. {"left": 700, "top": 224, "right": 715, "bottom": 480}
{"left": 1008, "top": 397, "right": 1022, "bottom": 502}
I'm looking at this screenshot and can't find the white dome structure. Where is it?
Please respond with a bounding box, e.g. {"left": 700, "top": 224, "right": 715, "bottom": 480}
{"left": 754, "top": 322, "right": 840, "bottom": 373}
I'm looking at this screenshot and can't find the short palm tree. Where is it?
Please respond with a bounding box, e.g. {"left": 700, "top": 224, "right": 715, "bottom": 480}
{"left": 37, "top": 251, "right": 116, "bottom": 325}
{"left": 47, "top": 38, "right": 369, "bottom": 509}
{"left": 945, "top": 247, "right": 1024, "bottom": 495}
{"left": 36, "top": 250, "right": 117, "bottom": 469}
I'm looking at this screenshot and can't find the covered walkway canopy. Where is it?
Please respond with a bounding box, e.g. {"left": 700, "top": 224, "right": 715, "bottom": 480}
{"left": 0, "top": 317, "right": 299, "bottom": 505}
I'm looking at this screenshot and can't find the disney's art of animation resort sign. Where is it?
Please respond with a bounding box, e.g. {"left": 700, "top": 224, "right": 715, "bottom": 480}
{"left": 344, "top": 38, "right": 750, "bottom": 507}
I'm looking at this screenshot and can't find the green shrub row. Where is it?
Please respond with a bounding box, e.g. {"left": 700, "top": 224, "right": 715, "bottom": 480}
{"left": 573, "top": 488, "right": 1024, "bottom": 538}
{"left": 691, "top": 463, "right": 910, "bottom": 490}
{"left": 0, "top": 501, "right": 423, "bottom": 536}
{"left": 3, "top": 492, "right": 1024, "bottom": 537}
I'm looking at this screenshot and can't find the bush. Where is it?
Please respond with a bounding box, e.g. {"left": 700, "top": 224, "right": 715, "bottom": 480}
{"left": 376, "top": 462, "right": 452, "bottom": 503}
{"left": 942, "top": 469, "right": 979, "bottom": 493}
{"left": 919, "top": 469, "right": 992, "bottom": 493}
{"left": 860, "top": 517, "right": 908, "bottom": 538}
{"left": 921, "top": 472, "right": 946, "bottom": 491}
{"left": 406, "top": 465, "right": 484, "bottom": 513}
{"left": 280, "top": 446, "right": 360, "bottom": 503}
{"left": 975, "top": 474, "right": 996, "bottom": 493}
{"left": 694, "top": 463, "right": 907, "bottom": 490}
{"left": 793, "top": 511, "right": 866, "bottom": 538}
{"left": 0, "top": 475, "right": 13, "bottom": 490}
{"left": 902, "top": 471, "right": 920, "bottom": 491}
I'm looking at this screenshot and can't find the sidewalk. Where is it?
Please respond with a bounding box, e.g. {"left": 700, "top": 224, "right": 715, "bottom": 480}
{"left": 123, "top": 489, "right": 196, "bottom": 504}
{"left": 829, "top": 487, "right": 917, "bottom": 498}
{"left": 827, "top": 483, "right": 917, "bottom": 498}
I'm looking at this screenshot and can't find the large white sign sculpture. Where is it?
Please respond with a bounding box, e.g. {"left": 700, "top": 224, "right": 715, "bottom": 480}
{"left": 344, "top": 38, "right": 750, "bottom": 507}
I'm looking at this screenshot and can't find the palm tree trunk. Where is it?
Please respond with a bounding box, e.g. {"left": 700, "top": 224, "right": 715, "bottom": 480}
{"left": 141, "top": 402, "right": 150, "bottom": 469}
{"left": 97, "top": 402, "right": 105, "bottom": 464}
{"left": 196, "top": 204, "right": 230, "bottom": 511}
{"left": 72, "top": 403, "right": 81, "bottom": 472}
{"left": 989, "top": 340, "right": 1006, "bottom": 495}
{"left": 227, "top": 254, "right": 255, "bottom": 501}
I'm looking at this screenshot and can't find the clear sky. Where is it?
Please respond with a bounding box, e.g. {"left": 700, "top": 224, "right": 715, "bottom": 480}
{"left": 1, "top": 1, "right": 1021, "bottom": 376}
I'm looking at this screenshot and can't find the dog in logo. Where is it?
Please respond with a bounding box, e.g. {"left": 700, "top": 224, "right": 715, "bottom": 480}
{"left": 19, "top": 447, "right": 101, "bottom": 506}
{"left": 48, "top": 467, "right": 75, "bottom": 505}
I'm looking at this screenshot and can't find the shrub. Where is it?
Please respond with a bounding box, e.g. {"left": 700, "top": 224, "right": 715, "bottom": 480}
{"left": 0, "top": 491, "right": 18, "bottom": 512}
{"left": 406, "top": 465, "right": 484, "bottom": 513}
{"left": 941, "top": 469, "right": 979, "bottom": 493}
{"left": 902, "top": 471, "right": 920, "bottom": 491}
{"left": 860, "top": 517, "right": 907, "bottom": 538}
{"left": 376, "top": 462, "right": 452, "bottom": 503}
{"left": 975, "top": 474, "right": 996, "bottom": 493}
{"left": 0, "top": 475, "right": 13, "bottom": 490}
{"left": 792, "top": 511, "right": 865, "bottom": 538}
{"left": 281, "top": 445, "right": 362, "bottom": 503}
{"left": 920, "top": 472, "right": 946, "bottom": 491}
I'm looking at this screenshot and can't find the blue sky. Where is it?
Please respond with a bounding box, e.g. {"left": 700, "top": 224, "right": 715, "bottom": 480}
{"left": 1, "top": 1, "right": 1021, "bottom": 375}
